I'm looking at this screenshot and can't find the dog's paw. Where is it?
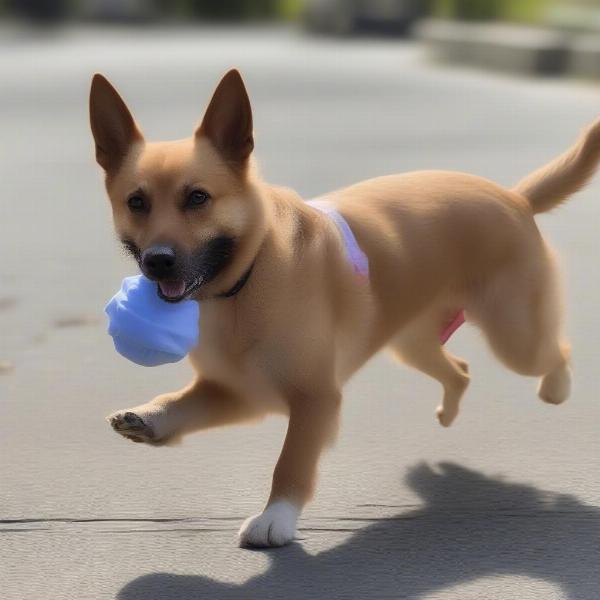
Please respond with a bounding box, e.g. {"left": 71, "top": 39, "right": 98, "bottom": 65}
{"left": 107, "top": 410, "right": 157, "bottom": 444}
{"left": 436, "top": 405, "right": 458, "bottom": 428}
{"left": 538, "top": 365, "right": 571, "bottom": 406}
{"left": 238, "top": 501, "right": 299, "bottom": 548}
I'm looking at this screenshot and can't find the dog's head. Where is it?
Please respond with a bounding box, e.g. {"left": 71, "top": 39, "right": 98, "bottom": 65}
{"left": 89, "top": 69, "right": 266, "bottom": 302}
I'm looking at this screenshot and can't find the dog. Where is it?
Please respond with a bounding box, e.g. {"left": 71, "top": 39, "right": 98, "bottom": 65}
{"left": 90, "top": 69, "right": 598, "bottom": 547}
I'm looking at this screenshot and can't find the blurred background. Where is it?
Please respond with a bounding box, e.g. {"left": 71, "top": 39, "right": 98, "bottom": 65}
{"left": 2, "top": 0, "right": 600, "bottom": 32}
{"left": 2, "top": 2, "right": 600, "bottom": 600}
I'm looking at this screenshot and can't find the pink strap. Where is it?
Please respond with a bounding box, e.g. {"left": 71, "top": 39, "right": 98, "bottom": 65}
{"left": 440, "top": 310, "right": 465, "bottom": 344}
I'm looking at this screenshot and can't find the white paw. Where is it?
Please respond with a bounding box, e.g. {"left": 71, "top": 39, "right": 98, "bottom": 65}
{"left": 238, "top": 501, "right": 299, "bottom": 548}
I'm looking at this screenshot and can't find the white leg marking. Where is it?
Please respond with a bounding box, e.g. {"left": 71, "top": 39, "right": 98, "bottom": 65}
{"left": 238, "top": 500, "right": 299, "bottom": 548}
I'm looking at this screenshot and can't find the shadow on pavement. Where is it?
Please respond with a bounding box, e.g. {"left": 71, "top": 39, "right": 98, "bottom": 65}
{"left": 118, "top": 463, "right": 599, "bottom": 599}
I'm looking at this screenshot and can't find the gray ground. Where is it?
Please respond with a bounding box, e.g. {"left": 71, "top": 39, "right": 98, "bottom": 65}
{"left": 1, "top": 25, "right": 599, "bottom": 600}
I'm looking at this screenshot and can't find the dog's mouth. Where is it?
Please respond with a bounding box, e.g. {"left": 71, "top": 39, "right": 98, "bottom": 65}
{"left": 156, "top": 276, "right": 204, "bottom": 303}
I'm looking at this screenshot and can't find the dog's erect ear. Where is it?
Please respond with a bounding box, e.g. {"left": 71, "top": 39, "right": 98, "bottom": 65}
{"left": 89, "top": 73, "right": 143, "bottom": 172}
{"left": 196, "top": 69, "right": 254, "bottom": 165}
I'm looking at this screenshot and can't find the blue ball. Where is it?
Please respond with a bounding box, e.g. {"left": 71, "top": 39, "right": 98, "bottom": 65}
{"left": 105, "top": 275, "right": 200, "bottom": 367}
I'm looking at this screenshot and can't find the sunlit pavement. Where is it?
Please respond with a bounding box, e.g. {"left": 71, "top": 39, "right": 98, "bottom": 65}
{"left": 1, "top": 25, "right": 600, "bottom": 600}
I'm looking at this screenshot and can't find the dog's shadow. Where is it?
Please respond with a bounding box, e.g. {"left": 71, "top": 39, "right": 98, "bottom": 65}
{"left": 118, "top": 463, "right": 598, "bottom": 599}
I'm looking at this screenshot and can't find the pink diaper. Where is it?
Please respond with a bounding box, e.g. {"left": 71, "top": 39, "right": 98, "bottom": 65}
{"left": 440, "top": 310, "right": 465, "bottom": 344}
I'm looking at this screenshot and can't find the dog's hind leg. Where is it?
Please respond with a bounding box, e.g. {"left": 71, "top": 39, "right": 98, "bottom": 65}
{"left": 390, "top": 313, "right": 470, "bottom": 427}
{"left": 468, "top": 246, "right": 572, "bottom": 406}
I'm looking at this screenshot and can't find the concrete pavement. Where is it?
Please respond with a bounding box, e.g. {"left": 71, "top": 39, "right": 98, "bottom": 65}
{"left": 1, "top": 25, "right": 600, "bottom": 600}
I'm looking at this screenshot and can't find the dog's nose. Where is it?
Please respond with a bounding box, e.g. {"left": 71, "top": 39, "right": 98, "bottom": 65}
{"left": 141, "top": 246, "right": 177, "bottom": 279}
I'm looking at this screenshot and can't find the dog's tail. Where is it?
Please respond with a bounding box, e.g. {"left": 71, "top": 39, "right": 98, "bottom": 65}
{"left": 513, "top": 117, "right": 600, "bottom": 214}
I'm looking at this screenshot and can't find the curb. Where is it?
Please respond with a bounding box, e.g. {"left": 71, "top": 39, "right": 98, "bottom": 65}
{"left": 569, "top": 34, "right": 600, "bottom": 79}
{"left": 415, "top": 19, "right": 571, "bottom": 76}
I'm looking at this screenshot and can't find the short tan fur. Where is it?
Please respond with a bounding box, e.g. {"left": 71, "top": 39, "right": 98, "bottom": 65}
{"left": 90, "top": 69, "right": 597, "bottom": 547}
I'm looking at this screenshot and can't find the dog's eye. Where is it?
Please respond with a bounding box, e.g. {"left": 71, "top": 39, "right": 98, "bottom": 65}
{"left": 127, "top": 195, "right": 147, "bottom": 213}
{"left": 185, "top": 189, "right": 210, "bottom": 209}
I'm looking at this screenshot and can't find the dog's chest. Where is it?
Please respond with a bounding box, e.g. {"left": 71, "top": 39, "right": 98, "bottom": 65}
{"left": 192, "top": 300, "right": 246, "bottom": 357}
{"left": 188, "top": 300, "right": 287, "bottom": 410}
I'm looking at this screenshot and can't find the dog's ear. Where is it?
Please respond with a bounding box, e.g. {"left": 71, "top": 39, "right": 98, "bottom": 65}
{"left": 89, "top": 73, "right": 143, "bottom": 172}
{"left": 196, "top": 69, "right": 254, "bottom": 165}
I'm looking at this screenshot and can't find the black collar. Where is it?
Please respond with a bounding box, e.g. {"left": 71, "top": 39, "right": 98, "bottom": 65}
{"left": 217, "top": 263, "right": 254, "bottom": 299}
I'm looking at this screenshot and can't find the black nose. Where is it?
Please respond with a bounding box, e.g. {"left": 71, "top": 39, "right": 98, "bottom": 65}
{"left": 141, "top": 246, "right": 177, "bottom": 279}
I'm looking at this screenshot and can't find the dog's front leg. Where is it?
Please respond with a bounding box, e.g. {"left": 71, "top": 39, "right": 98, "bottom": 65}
{"left": 107, "top": 379, "right": 261, "bottom": 445}
{"left": 238, "top": 388, "right": 341, "bottom": 547}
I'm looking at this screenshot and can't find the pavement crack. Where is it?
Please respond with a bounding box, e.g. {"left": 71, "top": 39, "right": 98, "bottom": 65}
{"left": 0, "top": 516, "right": 245, "bottom": 534}
{"left": 1, "top": 517, "right": 196, "bottom": 524}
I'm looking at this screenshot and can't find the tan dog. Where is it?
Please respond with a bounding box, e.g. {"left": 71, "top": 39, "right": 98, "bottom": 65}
{"left": 90, "top": 69, "right": 597, "bottom": 547}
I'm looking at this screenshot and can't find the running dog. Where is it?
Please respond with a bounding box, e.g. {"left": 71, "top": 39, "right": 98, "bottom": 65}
{"left": 90, "top": 69, "right": 598, "bottom": 547}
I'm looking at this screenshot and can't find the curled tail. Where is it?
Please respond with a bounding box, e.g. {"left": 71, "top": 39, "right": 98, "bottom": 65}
{"left": 514, "top": 117, "right": 600, "bottom": 214}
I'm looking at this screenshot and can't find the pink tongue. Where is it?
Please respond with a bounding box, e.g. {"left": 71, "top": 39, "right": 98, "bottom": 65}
{"left": 159, "top": 280, "right": 186, "bottom": 298}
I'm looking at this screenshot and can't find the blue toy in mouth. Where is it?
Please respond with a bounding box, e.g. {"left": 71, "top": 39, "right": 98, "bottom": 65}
{"left": 105, "top": 275, "right": 200, "bottom": 367}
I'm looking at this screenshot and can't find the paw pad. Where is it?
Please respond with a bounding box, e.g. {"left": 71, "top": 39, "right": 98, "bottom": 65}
{"left": 107, "top": 410, "right": 155, "bottom": 443}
